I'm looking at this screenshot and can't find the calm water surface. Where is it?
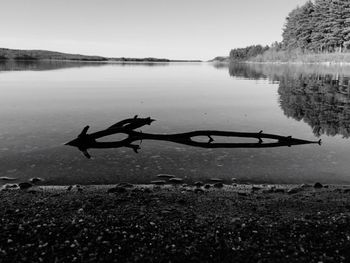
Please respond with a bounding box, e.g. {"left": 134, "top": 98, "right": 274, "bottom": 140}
{"left": 1, "top": 61, "right": 350, "bottom": 185}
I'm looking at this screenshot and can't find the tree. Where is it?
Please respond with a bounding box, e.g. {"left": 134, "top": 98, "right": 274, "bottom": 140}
{"left": 282, "top": 6, "right": 302, "bottom": 50}
{"left": 296, "top": 1, "right": 315, "bottom": 51}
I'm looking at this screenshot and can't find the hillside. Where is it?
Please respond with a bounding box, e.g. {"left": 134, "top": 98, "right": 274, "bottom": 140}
{"left": 0, "top": 48, "right": 201, "bottom": 62}
{"left": 0, "top": 48, "right": 108, "bottom": 61}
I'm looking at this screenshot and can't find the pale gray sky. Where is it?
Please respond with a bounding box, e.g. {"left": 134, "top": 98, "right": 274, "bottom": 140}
{"left": 0, "top": 0, "right": 308, "bottom": 60}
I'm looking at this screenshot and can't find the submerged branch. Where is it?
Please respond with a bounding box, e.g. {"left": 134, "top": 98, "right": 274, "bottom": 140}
{"left": 65, "top": 116, "right": 321, "bottom": 158}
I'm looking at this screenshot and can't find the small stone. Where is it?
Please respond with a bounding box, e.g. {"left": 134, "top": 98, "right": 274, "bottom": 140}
{"left": 213, "top": 182, "right": 224, "bottom": 188}
{"left": 194, "top": 188, "right": 204, "bottom": 194}
{"left": 209, "top": 178, "right": 223, "bottom": 183}
{"left": 18, "top": 182, "right": 33, "bottom": 190}
{"left": 301, "top": 183, "right": 311, "bottom": 188}
{"left": 314, "top": 182, "right": 323, "bottom": 189}
{"left": 29, "top": 177, "right": 44, "bottom": 184}
{"left": 287, "top": 187, "right": 302, "bottom": 194}
{"left": 0, "top": 176, "right": 17, "bottom": 181}
{"left": 194, "top": 181, "right": 204, "bottom": 187}
{"left": 117, "top": 182, "right": 133, "bottom": 188}
{"left": 107, "top": 186, "right": 127, "bottom": 194}
{"left": 156, "top": 174, "right": 175, "bottom": 179}
{"left": 151, "top": 180, "right": 166, "bottom": 185}
{"left": 169, "top": 178, "right": 183, "bottom": 184}
{"left": 1, "top": 183, "right": 19, "bottom": 190}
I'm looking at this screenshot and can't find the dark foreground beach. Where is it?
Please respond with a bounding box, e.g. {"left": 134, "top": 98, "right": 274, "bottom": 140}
{"left": 1, "top": 184, "right": 350, "bottom": 263}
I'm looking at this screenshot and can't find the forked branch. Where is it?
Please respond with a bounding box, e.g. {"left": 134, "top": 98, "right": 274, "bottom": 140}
{"left": 65, "top": 116, "right": 321, "bottom": 158}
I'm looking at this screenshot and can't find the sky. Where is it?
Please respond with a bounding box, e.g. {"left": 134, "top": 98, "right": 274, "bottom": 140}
{"left": 0, "top": 0, "right": 308, "bottom": 60}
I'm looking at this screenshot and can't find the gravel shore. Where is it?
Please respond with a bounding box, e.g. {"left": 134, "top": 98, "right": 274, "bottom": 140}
{"left": 1, "top": 184, "right": 350, "bottom": 262}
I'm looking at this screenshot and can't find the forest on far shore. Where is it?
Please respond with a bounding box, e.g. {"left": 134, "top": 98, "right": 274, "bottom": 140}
{"left": 226, "top": 0, "right": 350, "bottom": 63}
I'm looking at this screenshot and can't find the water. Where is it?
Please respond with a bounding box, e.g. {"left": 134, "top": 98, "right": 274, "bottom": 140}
{"left": 0, "top": 60, "right": 350, "bottom": 185}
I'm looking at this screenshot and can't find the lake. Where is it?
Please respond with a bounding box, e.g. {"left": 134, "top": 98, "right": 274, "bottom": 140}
{"left": 1, "top": 60, "right": 350, "bottom": 185}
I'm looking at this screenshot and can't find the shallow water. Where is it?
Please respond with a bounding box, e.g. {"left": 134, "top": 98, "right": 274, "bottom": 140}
{"left": 1, "top": 61, "right": 350, "bottom": 185}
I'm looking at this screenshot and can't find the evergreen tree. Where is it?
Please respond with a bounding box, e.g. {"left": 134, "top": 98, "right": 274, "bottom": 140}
{"left": 282, "top": 7, "right": 302, "bottom": 50}
{"left": 338, "top": 0, "right": 350, "bottom": 50}
{"left": 310, "top": 0, "right": 332, "bottom": 52}
{"left": 296, "top": 1, "right": 315, "bottom": 50}
{"left": 328, "top": 0, "right": 346, "bottom": 52}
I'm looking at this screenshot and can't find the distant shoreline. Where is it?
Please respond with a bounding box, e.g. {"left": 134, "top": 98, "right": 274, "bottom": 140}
{"left": 0, "top": 47, "right": 202, "bottom": 63}
{"left": 0, "top": 59, "right": 203, "bottom": 63}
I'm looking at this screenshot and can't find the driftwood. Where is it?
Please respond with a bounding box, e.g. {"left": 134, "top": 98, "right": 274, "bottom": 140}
{"left": 65, "top": 116, "right": 321, "bottom": 159}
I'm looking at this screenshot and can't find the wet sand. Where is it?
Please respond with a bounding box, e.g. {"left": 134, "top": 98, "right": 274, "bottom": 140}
{"left": 1, "top": 184, "right": 350, "bottom": 262}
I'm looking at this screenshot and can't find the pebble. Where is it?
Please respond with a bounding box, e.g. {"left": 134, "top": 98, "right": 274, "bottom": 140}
{"left": 151, "top": 180, "right": 166, "bottom": 185}
{"left": 213, "top": 182, "right": 224, "bottom": 188}
{"left": 287, "top": 187, "right": 303, "bottom": 194}
{"left": 194, "top": 188, "right": 204, "bottom": 194}
{"left": 29, "top": 177, "right": 44, "bottom": 184}
{"left": 18, "top": 182, "right": 33, "bottom": 190}
{"left": 209, "top": 178, "right": 223, "bottom": 183}
{"left": 156, "top": 174, "right": 175, "bottom": 179}
{"left": 0, "top": 177, "right": 17, "bottom": 181}
{"left": 314, "top": 182, "right": 323, "bottom": 189}
{"left": 107, "top": 186, "right": 127, "bottom": 194}
{"left": 194, "top": 181, "right": 204, "bottom": 187}
{"left": 169, "top": 178, "right": 183, "bottom": 184}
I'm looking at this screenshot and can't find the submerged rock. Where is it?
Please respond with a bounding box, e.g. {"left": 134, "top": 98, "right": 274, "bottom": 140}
{"left": 204, "top": 184, "right": 211, "bottom": 189}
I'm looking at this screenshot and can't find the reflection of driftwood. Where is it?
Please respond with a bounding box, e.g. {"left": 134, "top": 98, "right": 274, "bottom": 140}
{"left": 65, "top": 116, "right": 321, "bottom": 159}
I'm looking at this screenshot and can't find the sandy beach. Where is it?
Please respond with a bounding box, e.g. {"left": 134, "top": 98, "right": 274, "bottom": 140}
{"left": 1, "top": 183, "right": 350, "bottom": 262}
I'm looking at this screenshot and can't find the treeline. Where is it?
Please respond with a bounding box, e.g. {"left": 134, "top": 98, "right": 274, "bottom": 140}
{"left": 229, "top": 45, "right": 269, "bottom": 61}
{"left": 224, "top": 0, "right": 350, "bottom": 63}
{"left": 283, "top": 0, "right": 350, "bottom": 52}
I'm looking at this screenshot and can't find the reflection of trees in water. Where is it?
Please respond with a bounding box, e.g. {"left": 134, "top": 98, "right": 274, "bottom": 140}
{"left": 0, "top": 60, "right": 106, "bottom": 72}
{"left": 226, "top": 63, "right": 350, "bottom": 138}
{"left": 228, "top": 63, "right": 267, "bottom": 80}
{"left": 278, "top": 74, "right": 350, "bottom": 138}
{"left": 0, "top": 60, "right": 170, "bottom": 72}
